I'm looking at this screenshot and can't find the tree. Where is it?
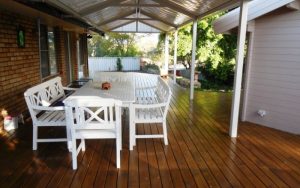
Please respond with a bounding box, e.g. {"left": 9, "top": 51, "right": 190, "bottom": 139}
{"left": 196, "top": 14, "right": 237, "bottom": 88}
{"left": 160, "top": 25, "right": 193, "bottom": 69}
{"left": 158, "top": 12, "right": 237, "bottom": 89}
{"left": 88, "top": 33, "right": 141, "bottom": 57}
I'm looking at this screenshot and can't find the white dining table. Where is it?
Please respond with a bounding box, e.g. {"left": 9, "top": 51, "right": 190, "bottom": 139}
{"left": 63, "top": 80, "right": 135, "bottom": 151}
{"left": 65, "top": 80, "right": 136, "bottom": 105}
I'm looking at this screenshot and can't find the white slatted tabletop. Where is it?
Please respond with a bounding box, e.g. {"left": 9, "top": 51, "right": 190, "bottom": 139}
{"left": 65, "top": 81, "right": 135, "bottom": 105}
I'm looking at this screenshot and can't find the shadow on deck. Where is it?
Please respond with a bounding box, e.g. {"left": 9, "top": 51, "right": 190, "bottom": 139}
{"left": 1, "top": 79, "right": 300, "bottom": 187}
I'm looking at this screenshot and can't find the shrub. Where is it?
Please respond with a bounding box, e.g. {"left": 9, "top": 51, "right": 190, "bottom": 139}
{"left": 116, "top": 57, "right": 123, "bottom": 71}
{"left": 142, "top": 63, "right": 160, "bottom": 74}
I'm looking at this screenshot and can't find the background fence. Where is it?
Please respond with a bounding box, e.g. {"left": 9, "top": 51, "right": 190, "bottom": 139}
{"left": 88, "top": 57, "right": 140, "bottom": 78}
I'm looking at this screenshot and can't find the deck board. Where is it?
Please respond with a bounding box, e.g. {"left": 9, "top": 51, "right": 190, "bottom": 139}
{"left": 1, "top": 79, "right": 300, "bottom": 187}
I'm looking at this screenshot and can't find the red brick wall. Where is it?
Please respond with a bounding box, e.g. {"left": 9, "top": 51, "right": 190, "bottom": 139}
{"left": 0, "top": 10, "right": 40, "bottom": 121}
{"left": 0, "top": 9, "right": 88, "bottom": 126}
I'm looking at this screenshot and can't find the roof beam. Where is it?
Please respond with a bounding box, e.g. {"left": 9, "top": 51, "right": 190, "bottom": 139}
{"left": 79, "top": 0, "right": 127, "bottom": 16}
{"left": 120, "top": 18, "right": 154, "bottom": 21}
{"left": 141, "top": 11, "right": 177, "bottom": 28}
{"left": 151, "top": 0, "right": 196, "bottom": 18}
{"left": 139, "top": 20, "right": 166, "bottom": 32}
{"left": 97, "top": 10, "right": 136, "bottom": 26}
{"left": 198, "top": 0, "right": 239, "bottom": 19}
{"left": 108, "top": 20, "right": 135, "bottom": 31}
{"left": 177, "top": 0, "right": 239, "bottom": 28}
{"left": 111, "top": 4, "right": 166, "bottom": 7}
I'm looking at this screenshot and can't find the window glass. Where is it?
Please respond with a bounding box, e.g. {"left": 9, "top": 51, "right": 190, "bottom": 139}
{"left": 48, "top": 29, "right": 57, "bottom": 75}
{"left": 39, "top": 25, "right": 58, "bottom": 78}
{"left": 41, "top": 51, "right": 49, "bottom": 78}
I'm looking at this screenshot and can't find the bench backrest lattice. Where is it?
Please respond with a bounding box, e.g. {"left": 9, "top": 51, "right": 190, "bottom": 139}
{"left": 24, "top": 77, "right": 65, "bottom": 122}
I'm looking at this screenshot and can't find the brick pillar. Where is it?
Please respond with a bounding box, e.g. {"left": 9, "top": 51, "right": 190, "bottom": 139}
{"left": 80, "top": 34, "right": 89, "bottom": 78}
{"left": 54, "top": 27, "right": 68, "bottom": 86}
{"left": 70, "top": 32, "right": 78, "bottom": 81}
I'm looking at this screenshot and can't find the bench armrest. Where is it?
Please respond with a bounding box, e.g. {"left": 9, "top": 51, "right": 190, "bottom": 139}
{"left": 31, "top": 105, "right": 65, "bottom": 111}
{"left": 132, "top": 103, "right": 167, "bottom": 109}
{"left": 63, "top": 87, "right": 78, "bottom": 91}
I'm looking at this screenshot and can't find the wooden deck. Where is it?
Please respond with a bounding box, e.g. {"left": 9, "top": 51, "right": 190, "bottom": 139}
{"left": 1, "top": 80, "right": 300, "bottom": 187}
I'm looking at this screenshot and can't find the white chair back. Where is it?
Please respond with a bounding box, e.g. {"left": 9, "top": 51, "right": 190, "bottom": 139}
{"left": 65, "top": 97, "right": 122, "bottom": 132}
{"left": 64, "top": 96, "right": 122, "bottom": 169}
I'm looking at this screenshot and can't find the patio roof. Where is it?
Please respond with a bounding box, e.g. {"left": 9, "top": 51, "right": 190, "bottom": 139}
{"left": 213, "top": 0, "right": 296, "bottom": 34}
{"left": 44, "top": 0, "right": 240, "bottom": 33}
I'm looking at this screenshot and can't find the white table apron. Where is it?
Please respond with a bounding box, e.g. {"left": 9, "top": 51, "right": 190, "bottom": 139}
{"left": 63, "top": 81, "right": 135, "bottom": 151}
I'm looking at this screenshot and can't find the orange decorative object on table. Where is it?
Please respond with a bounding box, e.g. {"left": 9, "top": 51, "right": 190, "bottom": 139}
{"left": 102, "top": 82, "right": 111, "bottom": 90}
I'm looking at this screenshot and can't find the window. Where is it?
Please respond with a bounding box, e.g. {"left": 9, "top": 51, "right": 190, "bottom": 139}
{"left": 40, "top": 25, "right": 58, "bottom": 78}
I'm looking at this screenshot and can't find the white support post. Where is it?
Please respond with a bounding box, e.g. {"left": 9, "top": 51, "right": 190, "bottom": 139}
{"left": 190, "top": 20, "right": 197, "bottom": 100}
{"left": 230, "top": 0, "right": 249, "bottom": 137}
{"left": 241, "top": 30, "right": 254, "bottom": 121}
{"left": 173, "top": 30, "right": 178, "bottom": 83}
{"left": 164, "top": 33, "right": 169, "bottom": 72}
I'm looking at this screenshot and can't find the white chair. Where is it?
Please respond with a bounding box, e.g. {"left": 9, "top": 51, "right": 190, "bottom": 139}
{"left": 130, "top": 77, "right": 172, "bottom": 150}
{"left": 64, "top": 97, "right": 122, "bottom": 170}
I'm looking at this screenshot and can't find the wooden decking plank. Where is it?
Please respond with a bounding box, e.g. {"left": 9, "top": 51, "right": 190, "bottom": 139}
{"left": 137, "top": 124, "right": 151, "bottom": 188}
{"left": 177, "top": 100, "right": 265, "bottom": 187}
{"left": 1, "top": 126, "right": 67, "bottom": 188}
{"left": 186, "top": 91, "right": 290, "bottom": 187}
{"left": 70, "top": 140, "right": 100, "bottom": 187}
{"left": 93, "top": 140, "right": 114, "bottom": 187}
{"left": 105, "top": 144, "right": 119, "bottom": 188}
{"left": 117, "top": 113, "right": 130, "bottom": 188}
{"left": 239, "top": 127, "right": 300, "bottom": 187}
{"left": 169, "top": 92, "right": 241, "bottom": 186}
{"left": 143, "top": 124, "right": 163, "bottom": 188}
{"left": 166, "top": 108, "right": 219, "bottom": 187}
{"left": 25, "top": 145, "right": 69, "bottom": 188}
{"left": 117, "top": 149, "right": 129, "bottom": 188}
{"left": 170, "top": 85, "right": 280, "bottom": 187}
{"left": 9, "top": 144, "right": 56, "bottom": 188}
{"left": 0, "top": 128, "right": 31, "bottom": 184}
{"left": 171, "top": 87, "right": 286, "bottom": 187}
{"left": 244, "top": 122, "right": 300, "bottom": 168}
{"left": 193, "top": 116, "right": 267, "bottom": 187}
{"left": 150, "top": 124, "right": 174, "bottom": 188}
{"left": 127, "top": 149, "right": 139, "bottom": 187}
{"left": 151, "top": 123, "right": 187, "bottom": 188}
{"left": 163, "top": 118, "right": 199, "bottom": 187}
{"left": 190, "top": 109, "right": 279, "bottom": 187}
{"left": 81, "top": 140, "right": 105, "bottom": 187}
{"left": 167, "top": 109, "right": 216, "bottom": 187}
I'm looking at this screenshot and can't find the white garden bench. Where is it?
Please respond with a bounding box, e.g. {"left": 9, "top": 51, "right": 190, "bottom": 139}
{"left": 129, "top": 75, "right": 172, "bottom": 150}
{"left": 24, "top": 77, "right": 77, "bottom": 150}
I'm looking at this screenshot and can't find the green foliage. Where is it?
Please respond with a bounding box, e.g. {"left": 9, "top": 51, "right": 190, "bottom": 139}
{"left": 144, "top": 63, "right": 160, "bottom": 71}
{"left": 165, "top": 25, "right": 193, "bottom": 68}
{"left": 196, "top": 14, "right": 237, "bottom": 90}
{"left": 116, "top": 57, "right": 123, "bottom": 71}
{"left": 158, "top": 12, "right": 237, "bottom": 89}
{"left": 142, "top": 63, "right": 160, "bottom": 74}
{"left": 88, "top": 33, "right": 141, "bottom": 57}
